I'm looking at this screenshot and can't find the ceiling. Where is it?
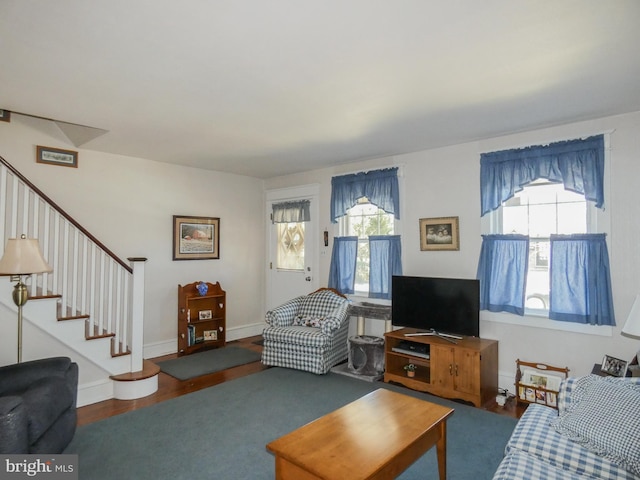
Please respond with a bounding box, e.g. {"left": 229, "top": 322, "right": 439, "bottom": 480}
{"left": 2, "top": 1, "right": 640, "bottom": 179}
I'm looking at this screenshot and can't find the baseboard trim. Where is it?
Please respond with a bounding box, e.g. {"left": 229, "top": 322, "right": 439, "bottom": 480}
{"left": 77, "top": 378, "right": 114, "bottom": 407}
{"left": 143, "top": 323, "right": 265, "bottom": 358}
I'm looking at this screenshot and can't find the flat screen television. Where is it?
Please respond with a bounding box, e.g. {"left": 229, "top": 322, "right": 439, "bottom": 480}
{"left": 391, "top": 275, "right": 480, "bottom": 337}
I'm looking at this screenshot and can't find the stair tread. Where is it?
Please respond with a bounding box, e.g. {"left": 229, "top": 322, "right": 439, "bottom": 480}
{"left": 110, "top": 360, "right": 160, "bottom": 382}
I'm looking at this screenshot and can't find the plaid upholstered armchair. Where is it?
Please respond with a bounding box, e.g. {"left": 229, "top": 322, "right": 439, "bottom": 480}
{"left": 261, "top": 288, "right": 350, "bottom": 374}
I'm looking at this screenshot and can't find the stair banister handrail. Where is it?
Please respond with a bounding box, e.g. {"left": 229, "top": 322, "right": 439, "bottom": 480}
{"left": 0, "top": 155, "right": 132, "bottom": 274}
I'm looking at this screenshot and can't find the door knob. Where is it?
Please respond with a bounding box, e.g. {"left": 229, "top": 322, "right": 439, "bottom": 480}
{"left": 305, "top": 276, "right": 311, "bottom": 282}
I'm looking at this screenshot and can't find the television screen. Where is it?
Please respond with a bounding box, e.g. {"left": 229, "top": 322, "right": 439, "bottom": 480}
{"left": 391, "top": 275, "right": 480, "bottom": 337}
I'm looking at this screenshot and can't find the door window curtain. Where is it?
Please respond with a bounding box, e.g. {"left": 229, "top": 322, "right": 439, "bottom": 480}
{"left": 476, "top": 234, "right": 529, "bottom": 315}
{"left": 480, "top": 135, "right": 605, "bottom": 216}
{"left": 328, "top": 236, "right": 358, "bottom": 294}
{"left": 272, "top": 200, "right": 311, "bottom": 223}
{"left": 369, "top": 235, "right": 402, "bottom": 299}
{"left": 549, "top": 234, "right": 615, "bottom": 326}
{"left": 330, "top": 167, "right": 400, "bottom": 223}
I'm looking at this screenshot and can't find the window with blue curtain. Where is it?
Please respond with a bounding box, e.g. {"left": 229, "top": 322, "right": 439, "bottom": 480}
{"left": 369, "top": 235, "right": 402, "bottom": 299}
{"left": 549, "top": 234, "right": 615, "bottom": 326}
{"left": 477, "top": 134, "right": 615, "bottom": 325}
{"left": 331, "top": 167, "right": 400, "bottom": 223}
{"left": 476, "top": 235, "right": 529, "bottom": 315}
{"left": 328, "top": 236, "right": 358, "bottom": 294}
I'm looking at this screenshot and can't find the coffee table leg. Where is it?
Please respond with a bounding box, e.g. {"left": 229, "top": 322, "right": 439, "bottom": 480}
{"left": 436, "top": 421, "right": 447, "bottom": 480}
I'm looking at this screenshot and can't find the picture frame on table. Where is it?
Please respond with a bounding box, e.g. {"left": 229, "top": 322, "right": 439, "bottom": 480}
{"left": 203, "top": 329, "right": 218, "bottom": 341}
{"left": 173, "top": 215, "right": 220, "bottom": 260}
{"left": 601, "top": 354, "right": 628, "bottom": 377}
{"left": 36, "top": 145, "right": 78, "bottom": 168}
{"left": 198, "top": 310, "right": 213, "bottom": 320}
{"left": 419, "top": 216, "right": 459, "bottom": 251}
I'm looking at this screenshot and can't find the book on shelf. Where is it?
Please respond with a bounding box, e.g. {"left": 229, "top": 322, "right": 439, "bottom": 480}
{"left": 187, "top": 324, "right": 196, "bottom": 346}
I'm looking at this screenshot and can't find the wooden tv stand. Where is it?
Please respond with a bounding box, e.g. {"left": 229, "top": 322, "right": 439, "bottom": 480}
{"left": 384, "top": 328, "right": 498, "bottom": 407}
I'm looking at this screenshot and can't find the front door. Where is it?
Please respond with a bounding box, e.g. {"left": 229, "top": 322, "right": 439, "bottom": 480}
{"left": 266, "top": 185, "right": 319, "bottom": 310}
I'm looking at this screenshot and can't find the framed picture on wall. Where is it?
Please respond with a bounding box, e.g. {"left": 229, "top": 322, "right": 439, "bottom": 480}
{"left": 36, "top": 146, "right": 78, "bottom": 168}
{"left": 173, "top": 215, "right": 220, "bottom": 260}
{"left": 419, "top": 216, "right": 460, "bottom": 251}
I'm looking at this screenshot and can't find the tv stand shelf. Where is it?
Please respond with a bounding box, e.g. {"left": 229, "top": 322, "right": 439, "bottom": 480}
{"left": 384, "top": 328, "right": 498, "bottom": 407}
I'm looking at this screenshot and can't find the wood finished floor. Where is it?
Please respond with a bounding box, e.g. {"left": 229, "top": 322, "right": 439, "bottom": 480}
{"left": 76, "top": 335, "right": 522, "bottom": 427}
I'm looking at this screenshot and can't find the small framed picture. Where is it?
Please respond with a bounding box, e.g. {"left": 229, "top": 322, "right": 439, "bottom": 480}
{"left": 601, "top": 354, "right": 628, "bottom": 377}
{"left": 0, "top": 110, "right": 10, "bottom": 122}
{"left": 419, "top": 216, "right": 460, "bottom": 251}
{"left": 199, "top": 310, "right": 213, "bottom": 320}
{"left": 203, "top": 329, "right": 218, "bottom": 341}
{"left": 36, "top": 145, "right": 78, "bottom": 168}
{"left": 173, "top": 215, "right": 220, "bottom": 260}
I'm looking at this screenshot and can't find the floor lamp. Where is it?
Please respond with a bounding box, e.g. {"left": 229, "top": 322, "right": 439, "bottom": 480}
{"left": 0, "top": 235, "right": 53, "bottom": 363}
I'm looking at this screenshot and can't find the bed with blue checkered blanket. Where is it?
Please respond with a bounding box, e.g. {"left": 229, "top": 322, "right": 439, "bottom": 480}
{"left": 261, "top": 288, "right": 350, "bottom": 374}
{"left": 493, "top": 375, "right": 640, "bottom": 480}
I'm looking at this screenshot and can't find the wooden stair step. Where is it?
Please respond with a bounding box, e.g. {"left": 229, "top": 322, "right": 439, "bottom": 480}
{"left": 110, "top": 360, "right": 160, "bottom": 382}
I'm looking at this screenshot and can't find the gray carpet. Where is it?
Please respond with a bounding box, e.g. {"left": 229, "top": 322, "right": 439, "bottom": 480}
{"left": 157, "top": 346, "right": 262, "bottom": 380}
{"left": 66, "top": 368, "right": 516, "bottom": 479}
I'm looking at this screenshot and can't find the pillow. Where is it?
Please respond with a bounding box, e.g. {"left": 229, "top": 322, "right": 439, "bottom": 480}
{"left": 558, "top": 375, "right": 640, "bottom": 415}
{"left": 292, "top": 315, "right": 325, "bottom": 328}
{"left": 551, "top": 380, "right": 640, "bottom": 476}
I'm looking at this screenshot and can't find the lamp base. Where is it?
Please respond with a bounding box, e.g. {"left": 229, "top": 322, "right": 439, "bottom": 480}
{"left": 12, "top": 280, "right": 28, "bottom": 363}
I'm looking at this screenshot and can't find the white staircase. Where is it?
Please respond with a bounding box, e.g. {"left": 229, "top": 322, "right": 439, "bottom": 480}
{"left": 0, "top": 155, "right": 156, "bottom": 405}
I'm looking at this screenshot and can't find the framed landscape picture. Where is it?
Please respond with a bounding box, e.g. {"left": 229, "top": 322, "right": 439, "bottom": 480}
{"left": 420, "top": 216, "right": 460, "bottom": 251}
{"left": 173, "top": 215, "right": 220, "bottom": 260}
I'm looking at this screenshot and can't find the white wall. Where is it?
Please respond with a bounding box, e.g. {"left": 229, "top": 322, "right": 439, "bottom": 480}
{"left": 0, "top": 114, "right": 266, "bottom": 368}
{"left": 266, "top": 111, "right": 640, "bottom": 392}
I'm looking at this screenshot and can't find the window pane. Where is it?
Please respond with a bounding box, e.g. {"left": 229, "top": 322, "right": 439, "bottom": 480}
{"left": 557, "top": 202, "right": 587, "bottom": 234}
{"left": 528, "top": 203, "right": 557, "bottom": 237}
{"left": 340, "top": 199, "right": 394, "bottom": 294}
{"left": 500, "top": 183, "right": 589, "bottom": 314}
{"left": 276, "top": 222, "right": 305, "bottom": 270}
{"left": 503, "top": 204, "right": 529, "bottom": 234}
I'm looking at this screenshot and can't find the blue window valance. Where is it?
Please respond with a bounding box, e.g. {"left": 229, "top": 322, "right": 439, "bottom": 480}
{"left": 369, "top": 235, "right": 402, "bottom": 300}
{"left": 272, "top": 200, "right": 310, "bottom": 223}
{"left": 480, "top": 135, "right": 605, "bottom": 216}
{"left": 549, "top": 234, "right": 615, "bottom": 326}
{"left": 476, "top": 234, "right": 529, "bottom": 316}
{"left": 330, "top": 167, "right": 400, "bottom": 223}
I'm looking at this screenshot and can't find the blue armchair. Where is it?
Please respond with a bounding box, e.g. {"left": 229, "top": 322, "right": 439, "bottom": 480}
{"left": 261, "top": 288, "right": 350, "bottom": 374}
{"left": 0, "top": 357, "right": 78, "bottom": 454}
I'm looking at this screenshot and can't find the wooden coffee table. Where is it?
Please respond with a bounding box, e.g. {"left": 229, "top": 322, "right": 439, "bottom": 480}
{"left": 266, "top": 388, "right": 454, "bottom": 480}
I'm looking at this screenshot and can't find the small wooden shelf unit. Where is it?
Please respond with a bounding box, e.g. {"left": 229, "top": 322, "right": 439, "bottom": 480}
{"left": 384, "top": 328, "right": 498, "bottom": 407}
{"left": 177, "top": 281, "right": 226, "bottom": 356}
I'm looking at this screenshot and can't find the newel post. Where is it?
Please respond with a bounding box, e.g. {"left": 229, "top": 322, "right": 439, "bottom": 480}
{"left": 128, "top": 257, "right": 147, "bottom": 372}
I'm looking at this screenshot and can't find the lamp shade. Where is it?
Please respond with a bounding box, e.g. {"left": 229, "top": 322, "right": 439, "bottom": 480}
{"left": 0, "top": 237, "right": 52, "bottom": 275}
{"left": 622, "top": 295, "right": 640, "bottom": 338}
